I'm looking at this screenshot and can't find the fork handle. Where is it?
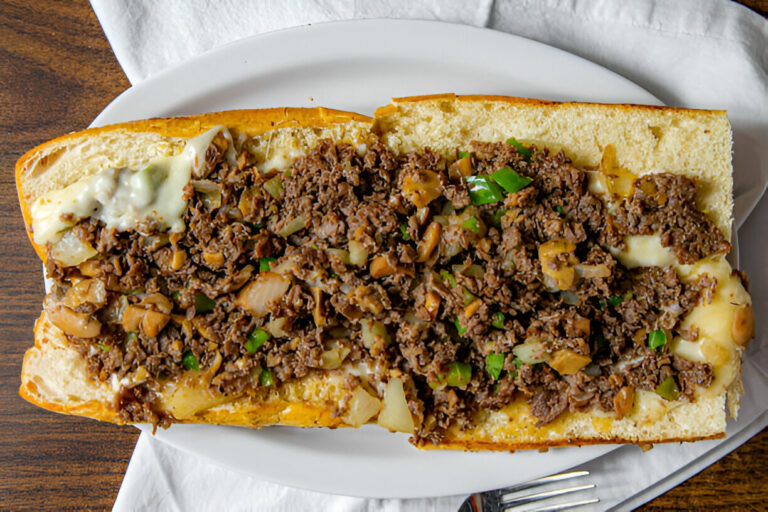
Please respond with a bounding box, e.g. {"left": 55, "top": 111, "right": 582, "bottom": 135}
{"left": 459, "top": 493, "right": 496, "bottom": 512}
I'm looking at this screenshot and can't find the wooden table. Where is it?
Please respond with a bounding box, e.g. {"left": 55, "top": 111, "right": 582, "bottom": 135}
{"left": 1, "top": 1, "right": 766, "bottom": 510}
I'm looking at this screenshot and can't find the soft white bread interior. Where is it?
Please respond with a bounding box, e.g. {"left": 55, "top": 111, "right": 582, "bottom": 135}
{"left": 18, "top": 97, "right": 750, "bottom": 450}
{"left": 375, "top": 94, "right": 733, "bottom": 239}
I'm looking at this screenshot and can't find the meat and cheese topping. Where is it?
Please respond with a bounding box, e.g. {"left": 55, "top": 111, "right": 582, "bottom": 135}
{"left": 34, "top": 130, "right": 752, "bottom": 442}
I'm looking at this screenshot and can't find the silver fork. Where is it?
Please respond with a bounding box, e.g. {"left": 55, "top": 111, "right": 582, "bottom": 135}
{"left": 458, "top": 470, "right": 598, "bottom": 512}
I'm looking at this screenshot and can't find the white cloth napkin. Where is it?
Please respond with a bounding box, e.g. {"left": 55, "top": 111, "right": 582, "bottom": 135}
{"left": 90, "top": 0, "right": 768, "bottom": 510}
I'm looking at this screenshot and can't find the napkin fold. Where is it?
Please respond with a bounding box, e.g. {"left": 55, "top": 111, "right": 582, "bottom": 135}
{"left": 91, "top": 0, "right": 768, "bottom": 510}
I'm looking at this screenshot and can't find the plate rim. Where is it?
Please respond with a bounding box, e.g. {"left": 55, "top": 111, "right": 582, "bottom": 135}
{"left": 92, "top": 18, "right": 664, "bottom": 499}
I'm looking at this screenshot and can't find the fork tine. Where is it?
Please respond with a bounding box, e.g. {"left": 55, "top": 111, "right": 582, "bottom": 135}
{"left": 498, "top": 470, "right": 590, "bottom": 495}
{"left": 524, "top": 497, "right": 600, "bottom": 512}
{"left": 501, "top": 483, "right": 596, "bottom": 507}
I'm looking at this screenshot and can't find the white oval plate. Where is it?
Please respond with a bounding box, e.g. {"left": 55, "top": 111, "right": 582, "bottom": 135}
{"left": 100, "top": 19, "right": 662, "bottom": 499}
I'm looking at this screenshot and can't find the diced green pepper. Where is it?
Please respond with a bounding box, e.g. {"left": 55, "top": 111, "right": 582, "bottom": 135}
{"left": 486, "top": 353, "right": 505, "bottom": 380}
{"left": 171, "top": 291, "right": 181, "bottom": 300}
{"left": 461, "top": 286, "right": 477, "bottom": 306}
{"left": 608, "top": 295, "right": 624, "bottom": 307}
{"left": 125, "top": 331, "right": 138, "bottom": 343}
{"left": 490, "top": 167, "right": 533, "bottom": 194}
{"left": 97, "top": 343, "right": 110, "bottom": 352}
{"left": 458, "top": 150, "right": 471, "bottom": 159}
{"left": 440, "top": 270, "right": 456, "bottom": 289}
{"left": 489, "top": 209, "right": 507, "bottom": 227}
{"left": 555, "top": 205, "right": 565, "bottom": 216}
{"left": 399, "top": 224, "right": 411, "bottom": 241}
{"left": 182, "top": 350, "right": 200, "bottom": 371}
{"left": 506, "top": 137, "right": 533, "bottom": 160}
{"left": 446, "top": 361, "right": 472, "bottom": 387}
{"left": 259, "top": 257, "right": 277, "bottom": 272}
{"left": 244, "top": 221, "right": 262, "bottom": 230}
{"left": 465, "top": 175, "right": 505, "bottom": 205}
{"left": 511, "top": 357, "right": 523, "bottom": 378}
{"left": 648, "top": 329, "right": 667, "bottom": 350}
{"left": 461, "top": 216, "right": 481, "bottom": 234}
{"left": 259, "top": 368, "right": 275, "bottom": 387}
{"left": 491, "top": 312, "right": 505, "bottom": 329}
{"left": 655, "top": 376, "right": 680, "bottom": 400}
{"left": 594, "top": 332, "right": 607, "bottom": 348}
{"left": 454, "top": 316, "right": 467, "bottom": 336}
{"left": 195, "top": 292, "right": 216, "bottom": 313}
{"left": 246, "top": 328, "right": 270, "bottom": 353}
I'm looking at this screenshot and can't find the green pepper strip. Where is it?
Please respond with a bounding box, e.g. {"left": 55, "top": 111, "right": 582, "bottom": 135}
{"left": 491, "top": 312, "right": 505, "bottom": 329}
{"left": 246, "top": 328, "right": 270, "bottom": 353}
{"left": 461, "top": 286, "right": 477, "bottom": 306}
{"left": 490, "top": 209, "right": 507, "bottom": 227}
{"left": 260, "top": 369, "right": 275, "bottom": 387}
{"left": 461, "top": 216, "right": 481, "bottom": 234}
{"left": 440, "top": 270, "right": 456, "bottom": 289}
{"left": 608, "top": 295, "right": 624, "bottom": 307}
{"left": 656, "top": 376, "right": 680, "bottom": 400}
{"left": 506, "top": 137, "right": 533, "bottom": 160}
{"left": 486, "top": 353, "right": 505, "bottom": 380}
{"left": 490, "top": 167, "right": 533, "bottom": 194}
{"left": 182, "top": 350, "right": 200, "bottom": 371}
{"left": 454, "top": 316, "right": 467, "bottom": 336}
{"left": 446, "top": 361, "right": 472, "bottom": 387}
{"left": 259, "top": 257, "right": 277, "bottom": 273}
{"left": 195, "top": 293, "right": 216, "bottom": 313}
{"left": 648, "top": 329, "right": 667, "bottom": 349}
{"left": 465, "top": 175, "right": 505, "bottom": 205}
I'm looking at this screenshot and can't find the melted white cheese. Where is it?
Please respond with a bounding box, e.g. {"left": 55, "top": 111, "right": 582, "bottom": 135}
{"left": 674, "top": 257, "right": 750, "bottom": 396}
{"left": 31, "top": 126, "right": 232, "bottom": 247}
{"left": 612, "top": 234, "right": 751, "bottom": 399}
{"left": 610, "top": 235, "right": 677, "bottom": 268}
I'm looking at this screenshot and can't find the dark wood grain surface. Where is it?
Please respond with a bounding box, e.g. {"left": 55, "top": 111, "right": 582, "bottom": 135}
{"left": 1, "top": 1, "right": 766, "bottom": 510}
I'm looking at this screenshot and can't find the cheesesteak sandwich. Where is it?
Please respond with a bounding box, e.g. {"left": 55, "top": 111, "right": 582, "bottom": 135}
{"left": 17, "top": 95, "right": 754, "bottom": 450}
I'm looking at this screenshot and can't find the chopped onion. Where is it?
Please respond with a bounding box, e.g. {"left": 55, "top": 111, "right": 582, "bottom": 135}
{"left": 343, "top": 386, "right": 381, "bottom": 427}
{"left": 512, "top": 337, "right": 550, "bottom": 364}
{"left": 51, "top": 229, "right": 98, "bottom": 267}
{"left": 263, "top": 175, "right": 283, "bottom": 200}
{"left": 327, "top": 248, "right": 351, "bottom": 265}
{"left": 561, "top": 290, "right": 579, "bottom": 305}
{"left": 277, "top": 215, "right": 307, "bottom": 238}
{"left": 360, "top": 318, "right": 391, "bottom": 348}
{"left": 265, "top": 317, "right": 289, "bottom": 338}
{"left": 191, "top": 180, "right": 222, "bottom": 209}
{"left": 377, "top": 378, "right": 415, "bottom": 434}
{"left": 235, "top": 272, "right": 290, "bottom": 317}
{"left": 348, "top": 240, "right": 368, "bottom": 266}
{"left": 574, "top": 264, "right": 611, "bottom": 279}
{"left": 319, "top": 347, "right": 351, "bottom": 370}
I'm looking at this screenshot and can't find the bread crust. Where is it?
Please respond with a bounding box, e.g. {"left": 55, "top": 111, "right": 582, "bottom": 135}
{"left": 16, "top": 107, "right": 372, "bottom": 262}
{"left": 17, "top": 97, "right": 747, "bottom": 451}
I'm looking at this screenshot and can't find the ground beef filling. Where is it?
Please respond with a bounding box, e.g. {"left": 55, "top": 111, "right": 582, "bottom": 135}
{"left": 45, "top": 137, "right": 725, "bottom": 441}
